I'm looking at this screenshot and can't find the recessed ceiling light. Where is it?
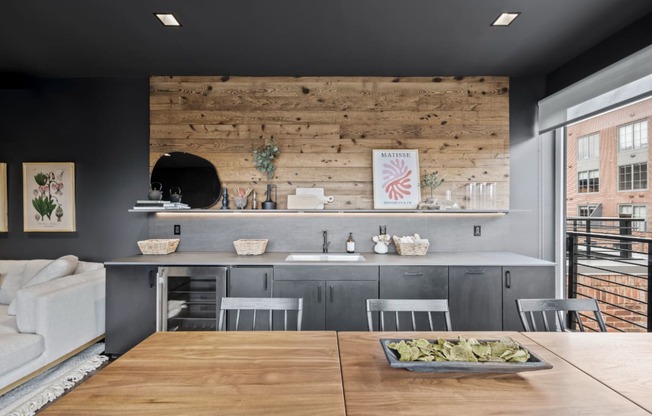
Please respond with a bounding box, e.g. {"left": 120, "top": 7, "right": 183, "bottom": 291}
{"left": 155, "top": 13, "right": 181, "bottom": 27}
{"left": 491, "top": 12, "right": 520, "bottom": 27}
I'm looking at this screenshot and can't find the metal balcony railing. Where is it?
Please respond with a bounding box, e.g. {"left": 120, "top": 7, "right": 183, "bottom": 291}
{"left": 566, "top": 217, "right": 650, "bottom": 332}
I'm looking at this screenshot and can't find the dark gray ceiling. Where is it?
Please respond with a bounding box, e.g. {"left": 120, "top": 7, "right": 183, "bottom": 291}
{"left": 2, "top": 0, "right": 652, "bottom": 78}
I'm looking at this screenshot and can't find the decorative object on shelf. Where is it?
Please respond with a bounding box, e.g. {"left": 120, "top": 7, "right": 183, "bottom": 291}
{"left": 0, "top": 163, "right": 7, "bottom": 232}
{"left": 253, "top": 140, "right": 280, "bottom": 210}
{"left": 465, "top": 182, "right": 497, "bottom": 210}
{"left": 233, "top": 187, "right": 252, "bottom": 209}
{"left": 137, "top": 238, "right": 180, "bottom": 255}
{"left": 372, "top": 149, "right": 421, "bottom": 209}
{"left": 169, "top": 186, "right": 182, "bottom": 203}
{"left": 221, "top": 187, "right": 229, "bottom": 209}
{"left": 22, "top": 162, "right": 76, "bottom": 232}
{"left": 233, "top": 239, "right": 268, "bottom": 255}
{"left": 261, "top": 184, "right": 277, "bottom": 210}
{"left": 440, "top": 188, "right": 459, "bottom": 210}
{"left": 392, "top": 234, "right": 429, "bottom": 256}
{"left": 148, "top": 182, "right": 163, "bottom": 201}
{"left": 287, "top": 187, "right": 335, "bottom": 209}
{"left": 420, "top": 170, "right": 444, "bottom": 209}
{"left": 251, "top": 191, "right": 257, "bottom": 209}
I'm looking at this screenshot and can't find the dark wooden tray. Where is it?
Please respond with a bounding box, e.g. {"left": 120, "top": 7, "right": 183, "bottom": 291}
{"left": 380, "top": 338, "right": 553, "bottom": 373}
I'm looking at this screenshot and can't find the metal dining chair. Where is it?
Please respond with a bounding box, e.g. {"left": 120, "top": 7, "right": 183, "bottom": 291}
{"left": 366, "top": 299, "right": 452, "bottom": 331}
{"left": 218, "top": 297, "right": 303, "bottom": 331}
{"left": 516, "top": 298, "right": 607, "bottom": 332}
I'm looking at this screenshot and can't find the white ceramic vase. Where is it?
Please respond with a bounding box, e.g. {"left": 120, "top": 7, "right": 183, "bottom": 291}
{"left": 374, "top": 241, "right": 388, "bottom": 254}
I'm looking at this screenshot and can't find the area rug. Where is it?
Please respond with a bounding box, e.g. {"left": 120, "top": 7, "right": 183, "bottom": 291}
{"left": 0, "top": 343, "right": 108, "bottom": 416}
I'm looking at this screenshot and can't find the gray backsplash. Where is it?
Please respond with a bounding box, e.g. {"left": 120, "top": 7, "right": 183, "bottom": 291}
{"left": 149, "top": 212, "right": 511, "bottom": 253}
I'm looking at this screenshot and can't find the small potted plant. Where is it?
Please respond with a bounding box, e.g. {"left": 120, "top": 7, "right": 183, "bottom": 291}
{"left": 252, "top": 139, "right": 280, "bottom": 209}
{"left": 420, "top": 170, "right": 444, "bottom": 206}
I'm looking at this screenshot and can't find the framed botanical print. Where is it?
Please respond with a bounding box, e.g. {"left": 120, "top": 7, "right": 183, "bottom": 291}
{"left": 0, "top": 163, "right": 7, "bottom": 232}
{"left": 23, "top": 162, "right": 76, "bottom": 232}
{"left": 372, "top": 149, "right": 421, "bottom": 209}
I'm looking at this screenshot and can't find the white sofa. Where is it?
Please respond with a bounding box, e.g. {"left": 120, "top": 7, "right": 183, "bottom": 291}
{"left": 0, "top": 256, "right": 105, "bottom": 394}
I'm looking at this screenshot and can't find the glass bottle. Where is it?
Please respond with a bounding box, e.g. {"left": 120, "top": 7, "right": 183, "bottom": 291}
{"left": 346, "top": 233, "right": 355, "bottom": 253}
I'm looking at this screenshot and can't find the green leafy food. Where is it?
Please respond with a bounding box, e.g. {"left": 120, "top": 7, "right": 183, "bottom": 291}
{"left": 388, "top": 336, "right": 531, "bottom": 364}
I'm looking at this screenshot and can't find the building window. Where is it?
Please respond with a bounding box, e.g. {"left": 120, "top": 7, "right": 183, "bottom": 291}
{"left": 618, "top": 162, "right": 648, "bottom": 191}
{"left": 619, "top": 204, "right": 647, "bottom": 232}
{"left": 618, "top": 120, "right": 648, "bottom": 151}
{"left": 578, "top": 169, "right": 600, "bottom": 193}
{"left": 577, "top": 133, "right": 600, "bottom": 160}
{"left": 578, "top": 205, "right": 599, "bottom": 217}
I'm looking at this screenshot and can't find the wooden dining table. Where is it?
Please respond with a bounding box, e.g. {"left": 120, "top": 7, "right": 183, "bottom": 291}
{"left": 41, "top": 330, "right": 652, "bottom": 415}
{"left": 41, "top": 331, "right": 346, "bottom": 416}
{"left": 523, "top": 332, "right": 652, "bottom": 413}
{"left": 338, "top": 331, "right": 652, "bottom": 416}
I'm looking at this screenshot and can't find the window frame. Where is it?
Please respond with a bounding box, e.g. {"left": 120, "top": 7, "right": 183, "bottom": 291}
{"left": 577, "top": 168, "right": 600, "bottom": 193}
{"left": 618, "top": 162, "right": 648, "bottom": 191}
{"left": 618, "top": 119, "right": 648, "bottom": 152}
{"left": 577, "top": 133, "right": 600, "bottom": 160}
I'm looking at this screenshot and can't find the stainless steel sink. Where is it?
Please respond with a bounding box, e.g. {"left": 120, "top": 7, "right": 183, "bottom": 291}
{"left": 285, "top": 253, "right": 366, "bottom": 262}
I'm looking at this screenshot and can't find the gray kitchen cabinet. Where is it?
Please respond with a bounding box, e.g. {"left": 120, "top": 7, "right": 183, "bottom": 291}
{"left": 273, "top": 280, "right": 325, "bottom": 330}
{"left": 105, "top": 265, "right": 158, "bottom": 355}
{"left": 379, "top": 266, "right": 449, "bottom": 330}
{"left": 449, "top": 266, "right": 502, "bottom": 330}
{"left": 273, "top": 265, "right": 378, "bottom": 330}
{"left": 502, "top": 266, "right": 556, "bottom": 331}
{"left": 326, "top": 280, "right": 379, "bottom": 331}
{"left": 228, "top": 266, "right": 273, "bottom": 330}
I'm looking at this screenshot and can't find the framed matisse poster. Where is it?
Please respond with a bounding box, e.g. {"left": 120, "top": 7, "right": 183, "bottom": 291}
{"left": 372, "top": 149, "right": 421, "bottom": 209}
{"left": 23, "top": 162, "right": 76, "bottom": 232}
{"left": 0, "top": 163, "right": 7, "bottom": 232}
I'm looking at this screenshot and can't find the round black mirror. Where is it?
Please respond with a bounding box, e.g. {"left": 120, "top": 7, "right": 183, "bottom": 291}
{"left": 151, "top": 152, "right": 221, "bottom": 209}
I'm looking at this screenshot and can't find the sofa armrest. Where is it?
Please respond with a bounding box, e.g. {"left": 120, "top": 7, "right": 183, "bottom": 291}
{"left": 14, "top": 269, "right": 105, "bottom": 358}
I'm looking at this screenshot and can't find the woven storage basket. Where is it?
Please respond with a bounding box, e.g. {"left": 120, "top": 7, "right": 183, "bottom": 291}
{"left": 137, "top": 239, "right": 180, "bottom": 255}
{"left": 392, "top": 236, "right": 429, "bottom": 256}
{"left": 234, "top": 239, "right": 268, "bottom": 255}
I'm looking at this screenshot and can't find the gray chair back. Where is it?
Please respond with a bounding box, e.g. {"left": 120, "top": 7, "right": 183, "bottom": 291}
{"left": 516, "top": 298, "right": 607, "bottom": 332}
{"left": 366, "top": 299, "right": 452, "bottom": 331}
{"left": 218, "top": 297, "right": 303, "bottom": 331}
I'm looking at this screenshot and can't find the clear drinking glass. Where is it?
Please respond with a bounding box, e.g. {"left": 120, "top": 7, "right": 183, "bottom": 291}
{"left": 485, "top": 182, "right": 496, "bottom": 210}
{"left": 466, "top": 183, "right": 476, "bottom": 210}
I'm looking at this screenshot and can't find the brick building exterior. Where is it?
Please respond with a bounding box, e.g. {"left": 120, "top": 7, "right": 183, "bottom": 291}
{"left": 567, "top": 98, "right": 652, "bottom": 231}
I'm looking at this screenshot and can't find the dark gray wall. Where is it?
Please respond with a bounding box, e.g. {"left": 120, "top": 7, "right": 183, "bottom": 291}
{"left": 547, "top": 11, "right": 652, "bottom": 94}
{"left": 0, "top": 78, "right": 150, "bottom": 261}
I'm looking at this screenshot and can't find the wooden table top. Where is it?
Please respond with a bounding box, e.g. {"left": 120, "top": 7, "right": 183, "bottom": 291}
{"left": 42, "top": 331, "right": 346, "bottom": 416}
{"left": 523, "top": 332, "right": 652, "bottom": 413}
{"left": 337, "top": 331, "right": 651, "bottom": 416}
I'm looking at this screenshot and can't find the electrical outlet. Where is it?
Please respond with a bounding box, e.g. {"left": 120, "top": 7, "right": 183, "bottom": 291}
{"left": 473, "top": 225, "right": 481, "bottom": 236}
{"left": 174, "top": 224, "right": 181, "bottom": 235}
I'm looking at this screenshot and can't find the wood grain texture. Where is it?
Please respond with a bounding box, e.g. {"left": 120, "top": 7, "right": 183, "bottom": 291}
{"left": 150, "top": 76, "right": 510, "bottom": 209}
{"left": 523, "top": 332, "right": 652, "bottom": 413}
{"left": 41, "top": 332, "right": 345, "bottom": 416}
{"left": 337, "top": 331, "right": 650, "bottom": 416}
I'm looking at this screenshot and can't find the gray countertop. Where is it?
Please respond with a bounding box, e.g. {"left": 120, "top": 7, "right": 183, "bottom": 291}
{"left": 105, "top": 251, "right": 555, "bottom": 267}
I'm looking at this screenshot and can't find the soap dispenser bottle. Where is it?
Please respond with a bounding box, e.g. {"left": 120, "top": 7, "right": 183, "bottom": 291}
{"left": 346, "top": 233, "right": 355, "bottom": 253}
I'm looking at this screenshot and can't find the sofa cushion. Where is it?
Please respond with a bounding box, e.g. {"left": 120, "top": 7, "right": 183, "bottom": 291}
{"left": 0, "top": 333, "right": 45, "bottom": 377}
{"left": 0, "top": 261, "right": 28, "bottom": 304}
{"left": 25, "top": 255, "right": 79, "bottom": 288}
{"left": 7, "top": 256, "right": 79, "bottom": 315}
{"left": 0, "top": 305, "right": 19, "bottom": 335}
{"left": 74, "top": 261, "right": 103, "bottom": 275}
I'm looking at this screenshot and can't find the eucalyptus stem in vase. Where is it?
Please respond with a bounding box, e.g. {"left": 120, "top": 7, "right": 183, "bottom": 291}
{"left": 420, "top": 170, "right": 444, "bottom": 203}
{"left": 253, "top": 139, "right": 281, "bottom": 209}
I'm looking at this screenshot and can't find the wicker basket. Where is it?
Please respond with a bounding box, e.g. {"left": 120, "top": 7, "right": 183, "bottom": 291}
{"left": 392, "top": 236, "right": 429, "bottom": 256}
{"left": 137, "top": 239, "right": 180, "bottom": 255}
{"left": 234, "top": 239, "right": 268, "bottom": 255}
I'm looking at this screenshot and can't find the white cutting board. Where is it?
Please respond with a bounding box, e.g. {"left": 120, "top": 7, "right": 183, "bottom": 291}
{"left": 295, "top": 188, "right": 334, "bottom": 205}
{"left": 287, "top": 195, "right": 327, "bottom": 209}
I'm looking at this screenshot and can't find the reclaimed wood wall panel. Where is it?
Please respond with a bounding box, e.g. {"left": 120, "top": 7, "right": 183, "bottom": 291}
{"left": 150, "top": 76, "right": 509, "bottom": 209}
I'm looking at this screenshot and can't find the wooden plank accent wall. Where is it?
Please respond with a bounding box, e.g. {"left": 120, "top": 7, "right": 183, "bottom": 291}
{"left": 150, "top": 76, "right": 509, "bottom": 209}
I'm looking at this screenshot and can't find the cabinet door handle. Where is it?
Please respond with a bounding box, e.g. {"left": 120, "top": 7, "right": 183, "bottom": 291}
{"left": 464, "top": 270, "right": 485, "bottom": 275}
{"left": 505, "top": 270, "right": 511, "bottom": 288}
{"left": 149, "top": 270, "right": 156, "bottom": 288}
{"left": 404, "top": 272, "right": 424, "bottom": 276}
{"left": 263, "top": 273, "right": 268, "bottom": 291}
{"left": 329, "top": 285, "right": 334, "bottom": 303}
{"left": 318, "top": 286, "right": 322, "bottom": 303}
